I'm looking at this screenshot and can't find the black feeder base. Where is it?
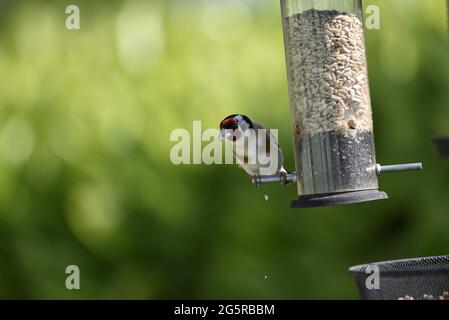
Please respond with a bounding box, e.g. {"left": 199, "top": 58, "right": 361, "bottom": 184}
{"left": 291, "top": 189, "right": 388, "bottom": 208}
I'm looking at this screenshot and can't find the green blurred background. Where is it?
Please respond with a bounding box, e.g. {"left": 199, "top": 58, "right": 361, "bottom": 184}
{"left": 0, "top": 0, "right": 448, "bottom": 299}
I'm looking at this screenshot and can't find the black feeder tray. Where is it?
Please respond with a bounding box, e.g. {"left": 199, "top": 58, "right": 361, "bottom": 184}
{"left": 349, "top": 255, "right": 449, "bottom": 300}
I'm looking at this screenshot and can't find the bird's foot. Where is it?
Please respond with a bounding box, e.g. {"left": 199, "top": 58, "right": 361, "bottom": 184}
{"left": 251, "top": 175, "right": 261, "bottom": 188}
{"left": 280, "top": 172, "right": 290, "bottom": 186}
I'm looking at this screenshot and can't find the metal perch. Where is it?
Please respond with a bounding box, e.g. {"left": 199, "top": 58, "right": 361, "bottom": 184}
{"left": 372, "top": 163, "right": 423, "bottom": 176}
{"left": 252, "top": 163, "right": 422, "bottom": 187}
{"left": 251, "top": 173, "right": 297, "bottom": 187}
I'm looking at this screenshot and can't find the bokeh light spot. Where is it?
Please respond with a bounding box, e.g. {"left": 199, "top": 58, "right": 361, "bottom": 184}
{"left": 66, "top": 183, "right": 123, "bottom": 249}
{"left": 116, "top": 1, "right": 164, "bottom": 75}
{"left": 0, "top": 117, "right": 35, "bottom": 166}
{"left": 201, "top": 0, "right": 252, "bottom": 45}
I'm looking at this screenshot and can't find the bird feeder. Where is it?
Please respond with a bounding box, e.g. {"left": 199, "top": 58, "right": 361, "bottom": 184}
{"left": 253, "top": 0, "right": 422, "bottom": 207}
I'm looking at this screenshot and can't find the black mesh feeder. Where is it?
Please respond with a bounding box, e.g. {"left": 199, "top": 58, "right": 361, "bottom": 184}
{"left": 252, "top": 0, "right": 423, "bottom": 208}
{"left": 349, "top": 256, "right": 449, "bottom": 300}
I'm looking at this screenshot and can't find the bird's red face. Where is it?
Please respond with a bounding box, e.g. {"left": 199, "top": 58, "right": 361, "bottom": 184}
{"left": 219, "top": 116, "right": 242, "bottom": 141}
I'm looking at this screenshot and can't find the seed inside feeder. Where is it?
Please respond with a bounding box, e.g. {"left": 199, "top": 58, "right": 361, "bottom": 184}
{"left": 285, "top": 9, "right": 373, "bottom": 136}
{"left": 440, "top": 292, "right": 449, "bottom": 300}
{"left": 282, "top": 8, "right": 380, "bottom": 196}
{"left": 398, "top": 292, "right": 449, "bottom": 300}
{"left": 348, "top": 120, "right": 357, "bottom": 130}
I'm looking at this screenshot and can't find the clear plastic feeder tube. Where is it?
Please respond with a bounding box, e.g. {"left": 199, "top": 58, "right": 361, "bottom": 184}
{"left": 280, "top": 0, "right": 385, "bottom": 204}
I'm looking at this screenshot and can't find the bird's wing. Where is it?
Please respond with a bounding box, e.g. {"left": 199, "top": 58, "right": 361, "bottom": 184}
{"left": 252, "top": 122, "right": 284, "bottom": 173}
{"left": 227, "top": 138, "right": 260, "bottom": 175}
{"left": 226, "top": 140, "right": 239, "bottom": 162}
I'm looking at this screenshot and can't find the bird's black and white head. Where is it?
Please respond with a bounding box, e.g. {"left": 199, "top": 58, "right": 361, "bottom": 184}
{"left": 219, "top": 114, "right": 254, "bottom": 141}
